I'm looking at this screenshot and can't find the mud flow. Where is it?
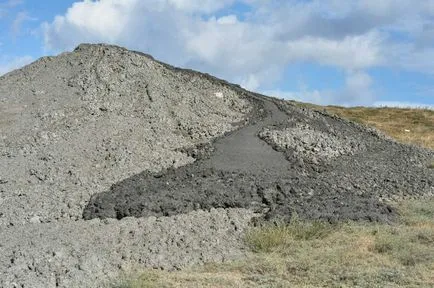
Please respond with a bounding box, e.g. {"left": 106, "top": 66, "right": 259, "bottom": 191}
{"left": 83, "top": 95, "right": 433, "bottom": 223}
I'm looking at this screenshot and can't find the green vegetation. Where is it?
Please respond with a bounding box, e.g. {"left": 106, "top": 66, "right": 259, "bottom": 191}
{"left": 245, "top": 216, "right": 334, "bottom": 253}
{"left": 112, "top": 198, "right": 434, "bottom": 288}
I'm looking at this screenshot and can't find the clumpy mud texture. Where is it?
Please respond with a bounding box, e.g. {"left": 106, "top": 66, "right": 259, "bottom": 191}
{"left": 0, "top": 43, "right": 250, "bottom": 226}
{"left": 84, "top": 95, "right": 433, "bottom": 223}
{"left": 0, "top": 44, "right": 256, "bottom": 287}
{"left": 1, "top": 209, "right": 255, "bottom": 288}
{"left": 1, "top": 44, "right": 433, "bottom": 287}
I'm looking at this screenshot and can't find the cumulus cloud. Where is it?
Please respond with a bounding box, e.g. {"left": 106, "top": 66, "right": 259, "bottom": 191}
{"left": 41, "top": 0, "right": 434, "bottom": 105}
{"left": 263, "top": 71, "right": 375, "bottom": 106}
{"left": 167, "top": 0, "right": 235, "bottom": 13}
{"left": 44, "top": 0, "right": 137, "bottom": 46}
{"left": 285, "top": 32, "right": 384, "bottom": 70}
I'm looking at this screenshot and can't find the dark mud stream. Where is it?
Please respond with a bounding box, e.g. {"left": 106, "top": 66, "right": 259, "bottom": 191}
{"left": 83, "top": 94, "right": 433, "bottom": 223}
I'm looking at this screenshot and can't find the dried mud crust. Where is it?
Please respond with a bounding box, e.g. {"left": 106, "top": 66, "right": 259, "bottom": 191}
{"left": 84, "top": 97, "right": 434, "bottom": 223}
{"left": 0, "top": 43, "right": 252, "bottom": 226}
{"left": 0, "top": 44, "right": 260, "bottom": 287}
{"left": 1, "top": 208, "right": 256, "bottom": 288}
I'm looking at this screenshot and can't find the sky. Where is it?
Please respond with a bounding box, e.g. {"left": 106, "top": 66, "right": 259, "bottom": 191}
{"left": 1, "top": 0, "right": 434, "bottom": 108}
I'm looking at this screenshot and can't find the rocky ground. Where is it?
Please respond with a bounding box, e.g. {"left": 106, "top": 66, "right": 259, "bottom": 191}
{"left": 0, "top": 44, "right": 433, "bottom": 287}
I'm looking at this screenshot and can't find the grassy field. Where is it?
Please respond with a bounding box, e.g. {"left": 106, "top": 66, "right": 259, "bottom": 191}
{"left": 294, "top": 103, "right": 434, "bottom": 150}
{"left": 113, "top": 198, "right": 434, "bottom": 288}
{"left": 113, "top": 105, "right": 434, "bottom": 288}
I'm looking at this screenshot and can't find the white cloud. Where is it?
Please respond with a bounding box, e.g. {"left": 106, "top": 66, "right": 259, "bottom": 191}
{"left": 263, "top": 88, "right": 324, "bottom": 105}
{"left": 216, "top": 14, "right": 238, "bottom": 25}
{"left": 263, "top": 71, "right": 375, "bottom": 106}
{"left": 240, "top": 74, "right": 260, "bottom": 91}
{"left": 0, "top": 55, "right": 33, "bottom": 75}
{"left": 44, "top": 0, "right": 137, "bottom": 47}
{"left": 238, "top": 65, "right": 284, "bottom": 91}
{"left": 185, "top": 15, "right": 281, "bottom": 71}
{"left": 41, "top": 0, "right": 434, "bottom": 106}
{"left": 42, "top": 0, "right": 384, "bottom": 72}
{"left": 285, "top": 32, "right": 384, "bottom": 70}
{"left": 167, "top": 0, "right": 235, "bottom": 13}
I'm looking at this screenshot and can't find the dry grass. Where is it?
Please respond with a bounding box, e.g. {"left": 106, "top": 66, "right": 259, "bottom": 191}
{"left": 112, "top": 198, "right": 434, "bottom": 288}
{"left": 294, "top": 102, "right": 434, "bottom": 150}
{"left": 244, "top": 215, "right": 334, "bottom": 253}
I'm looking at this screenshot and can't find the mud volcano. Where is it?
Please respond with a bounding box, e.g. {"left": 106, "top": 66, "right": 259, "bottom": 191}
{"left": 1, "top": 44, "right": 433, "bottom": 287}
{"left": 81, "top": 51, "right": 433, "bottom": 223}
{"left": 83, "top": 90, "right": 433, "bottom": 223}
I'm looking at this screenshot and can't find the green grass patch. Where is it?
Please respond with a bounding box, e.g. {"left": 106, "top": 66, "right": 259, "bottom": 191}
{"left": 245, "top": 216, "right": 335, "bottom": 253}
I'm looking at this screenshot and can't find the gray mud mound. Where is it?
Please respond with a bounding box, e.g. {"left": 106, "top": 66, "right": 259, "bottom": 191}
{"left": 1, "top": 43, "right": 433, "bottom": 287}
{"left": 1, "top": 209, "right": 255, "bottom": 288}
{"left": 0, "top": 44, "right": 254, "bottom": 287}
{"left": 84, "top": 96, "right": 433, "bottom": 223}
{"left": 0, "top": 43, "right": 250, "bottom": 226}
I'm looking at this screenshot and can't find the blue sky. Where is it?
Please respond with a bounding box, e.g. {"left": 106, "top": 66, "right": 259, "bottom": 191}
{"left": 1, "top": 0, "right": 434, "bottom": 108}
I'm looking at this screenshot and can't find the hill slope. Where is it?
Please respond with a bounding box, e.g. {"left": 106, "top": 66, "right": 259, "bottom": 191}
{"left": 0, "top": 44, "right": 250, "bottom": 225}
{"left": 293, "top": 102, "right": 434, "bottom": 150}
{"left": 0, "top": 44, "right": 433, "bottom": 287}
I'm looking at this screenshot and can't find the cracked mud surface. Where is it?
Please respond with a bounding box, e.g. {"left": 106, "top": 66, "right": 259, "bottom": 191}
{"left": 1, "top": 44, "right": 433, "bottom": 287}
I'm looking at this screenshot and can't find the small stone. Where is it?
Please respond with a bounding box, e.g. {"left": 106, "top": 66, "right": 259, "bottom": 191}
{"left": 214, "top": 92, "right": 224, "bottom": 99}
{"left": 147, "top": 216, "right": 157, "bottom": 223}
{"left": 29, "top": 216, "right": 41, "bottom": 224}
